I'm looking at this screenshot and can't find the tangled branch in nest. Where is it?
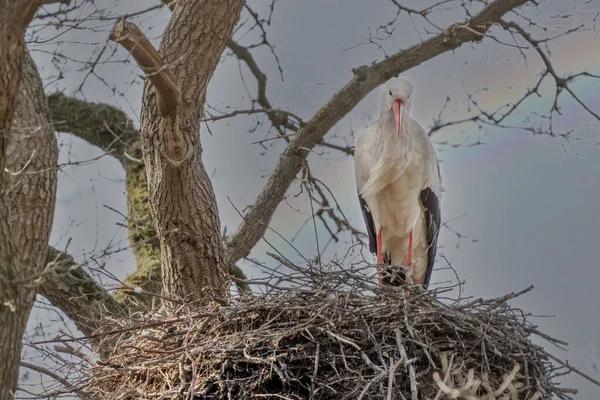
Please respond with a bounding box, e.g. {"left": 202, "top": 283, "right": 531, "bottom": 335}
{"left": 75, "top": 264, "right": 583, "bottom": 399}
{"left": 433, "top": 353, "right": 542, "bottom": 400}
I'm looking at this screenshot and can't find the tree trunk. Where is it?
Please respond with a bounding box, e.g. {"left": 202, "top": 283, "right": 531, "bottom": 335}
{"left": 0, "top": 2, "right": 45, "bottom": 397}
{"left": 137, "top": 0, "right": 244, "bottom": 304}
{"left": 0, "top": 41, "right": 56, "bottom": 400}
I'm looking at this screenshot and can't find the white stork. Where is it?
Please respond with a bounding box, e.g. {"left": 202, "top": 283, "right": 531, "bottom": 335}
{"left": 354, "top": 77, "right": 442, "bottom": 287}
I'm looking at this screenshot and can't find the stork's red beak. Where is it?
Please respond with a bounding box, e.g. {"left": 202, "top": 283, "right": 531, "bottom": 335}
{"left": 392, "top": 99, "right": 403, "bottom": 138}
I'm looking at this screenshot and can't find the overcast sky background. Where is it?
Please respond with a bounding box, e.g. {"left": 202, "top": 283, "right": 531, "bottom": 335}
{"left": 19, "top": 0, "right": 600, "bottom": 398}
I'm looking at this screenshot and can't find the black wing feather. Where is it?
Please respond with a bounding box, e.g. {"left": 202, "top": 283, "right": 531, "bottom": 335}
{"left": 358, "top": 193, "right": 377, "bottom": 254}
{"left": 420, "top": 187, "right": 441, "bottom": 287}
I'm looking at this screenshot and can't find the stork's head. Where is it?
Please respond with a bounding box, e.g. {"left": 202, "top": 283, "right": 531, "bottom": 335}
{"left": 381, "top": 77, "right": 413, "bottom": 139}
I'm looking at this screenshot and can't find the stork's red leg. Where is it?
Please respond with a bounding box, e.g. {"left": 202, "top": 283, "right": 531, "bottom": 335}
{"left": 377, "top": 232, "right": 383, "bottom": 264}
{"left": 376, "top": 231, "right": 383, "bottom": 284}
{"left": 404, "top": 230, "right": 413, "bottom": 282}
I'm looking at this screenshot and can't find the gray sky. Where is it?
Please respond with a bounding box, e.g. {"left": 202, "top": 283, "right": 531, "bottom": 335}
{"left": 22, "top": 0, "right": 600, "bottom": 398}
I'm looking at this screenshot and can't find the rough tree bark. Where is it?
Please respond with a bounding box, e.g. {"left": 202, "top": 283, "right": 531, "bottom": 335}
{"left": 0, "top": 45, "right": 57, "bottom": 400}
{"left": 130, "top": 0, "right": 245, "bottom": 304}
{"left": 0, "top": 2, "right": 47, "bottom": 397}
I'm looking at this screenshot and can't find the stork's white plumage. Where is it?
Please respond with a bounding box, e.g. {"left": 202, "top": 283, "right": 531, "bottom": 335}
{"left": 354, "top": 77, "right": 442, "bottom": 287}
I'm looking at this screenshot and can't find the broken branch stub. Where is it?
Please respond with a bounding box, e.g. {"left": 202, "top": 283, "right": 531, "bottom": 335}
{"left": 109, "top": 18, "right": 181, "bottom": 117}
{"left": 110, "top": 18, "right": 189, "bottom": 165}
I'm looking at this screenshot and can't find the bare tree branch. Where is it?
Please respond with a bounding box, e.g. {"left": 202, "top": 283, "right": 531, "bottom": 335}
{"left": 226, "top": 39, "right": 301, "bottom": 134}
{"left": 19, "top": 361, "right": 90, "bottom": 399}
{"left": 426, "top": 16, "right": 599, "bottom": 142}
{"left": 224, "top": 19, "right": 367, "bottom": 254}
{"left": 47, "top": 91, "right": 139, "bottom": 164}
{"left": 38, "top": 247, "right": 128, "bottom": 341}
{"left": 500, "top": 20, "right": 600, "bottom": 120}
{"left": 223, "top": 0, "right": 534, "bottom": 267}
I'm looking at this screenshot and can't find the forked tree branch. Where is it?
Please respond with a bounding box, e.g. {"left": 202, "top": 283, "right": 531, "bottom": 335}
{"left": 226, "top": 39, "right": 300, "bottom": 134}
{"left": 109, "top": 18, "right": 190, "bottom": 166}
{"left": 223, "top": 0, "right": 533, "bottom": 267}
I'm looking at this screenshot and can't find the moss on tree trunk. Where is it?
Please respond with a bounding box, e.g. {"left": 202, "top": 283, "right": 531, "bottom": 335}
{"left": 116, "top": 158, "right": 163, "bottom": 308}
{"left": 47, "top": 93, "right": 164, "bottom": 308}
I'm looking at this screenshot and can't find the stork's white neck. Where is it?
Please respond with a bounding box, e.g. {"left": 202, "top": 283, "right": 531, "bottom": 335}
{"left": 375, "top": 109, "right": 413, "bottom": 159}
{"left": 357, "top": 109, "right": 414, "bottom": 200}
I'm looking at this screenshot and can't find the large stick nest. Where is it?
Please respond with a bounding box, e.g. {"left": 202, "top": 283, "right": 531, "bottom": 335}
{"left": 87, "top": 264, "right": 578, "bottom": 399}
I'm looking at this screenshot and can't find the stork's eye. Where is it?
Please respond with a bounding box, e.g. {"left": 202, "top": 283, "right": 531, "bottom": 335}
{"left": 388, "top": 90, "right": 392, "bottom": 96}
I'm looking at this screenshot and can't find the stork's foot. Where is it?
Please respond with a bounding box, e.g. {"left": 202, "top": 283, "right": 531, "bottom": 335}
{"left": 380, "top": 266, "right": 407, "bottom": 287}
{"left": 376, "top": 230, "right": 415, "bottom": 289}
